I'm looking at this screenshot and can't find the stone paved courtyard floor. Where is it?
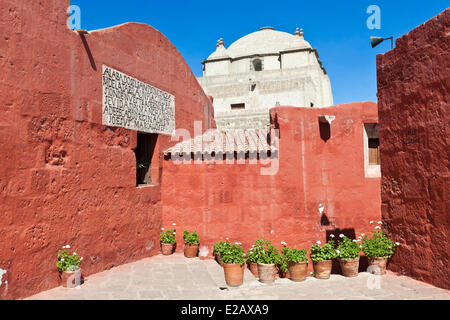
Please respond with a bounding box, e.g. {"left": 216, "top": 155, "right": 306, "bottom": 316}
{"left": 26, "top": 253, "right": 450, "bottom": 300}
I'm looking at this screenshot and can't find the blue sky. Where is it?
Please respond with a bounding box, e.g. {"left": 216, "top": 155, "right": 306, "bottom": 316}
{"left": 70, "top": 1, "right": 448, "bottom": 105}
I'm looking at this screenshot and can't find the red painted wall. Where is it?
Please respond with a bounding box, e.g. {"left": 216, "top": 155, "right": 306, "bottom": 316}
{"left": 0, "top": 0, "right": 214, "bottom": 299}
{"left": 376, "top": 9, "right": 449, "bottom": 289}
{"left": 162, "top": 102, "right": 381, "bottom": 265}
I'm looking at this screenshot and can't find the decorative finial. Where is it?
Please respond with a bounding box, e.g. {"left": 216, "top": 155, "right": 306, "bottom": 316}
{"left": 216, "top": 38, "right": 224, "bottom": 48}
{"left": 294, "top": 28, "right": 304, "bottom": 38}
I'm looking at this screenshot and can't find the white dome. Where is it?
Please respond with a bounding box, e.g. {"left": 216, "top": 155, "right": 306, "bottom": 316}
{"left": 225, "top": 27, "right": 311, "bottom": 58}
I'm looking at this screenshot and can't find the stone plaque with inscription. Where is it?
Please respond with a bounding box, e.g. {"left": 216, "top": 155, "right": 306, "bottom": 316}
{"left": 102, "top": 65, "right": 175, "bottom": 135}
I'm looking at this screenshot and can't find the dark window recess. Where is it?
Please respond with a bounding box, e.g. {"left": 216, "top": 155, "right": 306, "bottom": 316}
{"left": 368, "top": 138, "right": 380, "bottom": 165}
{"left": 231, "top": 103, "right": 245, "bottom": 110}
{"left": 135, "top": 133, "right": 158, "bottom": 186}
{"left": 310, "top": 102, "right": 314, "bottom": 107}
{"left": 253, "top": 59, "right": 262, "bottom": 71}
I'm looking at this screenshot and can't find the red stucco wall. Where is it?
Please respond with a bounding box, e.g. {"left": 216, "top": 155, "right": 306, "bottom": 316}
{"left": 0, "top": 0, "right": 214, "bottom": 299}
{"left": 162, "top": 102, "right": 381, "bottom": 267}
{"left": 376, "top": 9, "right": 449, "bottom": 289}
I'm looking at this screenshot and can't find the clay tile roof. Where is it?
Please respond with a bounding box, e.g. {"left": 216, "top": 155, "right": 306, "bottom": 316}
{"left": 163, "top": 129, "right": 277, "bottom": 156}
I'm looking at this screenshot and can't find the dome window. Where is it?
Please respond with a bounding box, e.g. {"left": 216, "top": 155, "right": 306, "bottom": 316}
{"left": 251, "top": 58, "right": 263, "bottom": 71}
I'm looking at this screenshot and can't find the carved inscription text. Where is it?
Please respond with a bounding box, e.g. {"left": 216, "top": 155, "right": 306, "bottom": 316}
{"left": 102, "top": 65, "right": 175, "bottom": 135}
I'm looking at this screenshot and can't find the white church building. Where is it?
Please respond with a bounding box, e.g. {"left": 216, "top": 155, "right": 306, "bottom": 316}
{"left": 197, "top": 27, "right": 334, "bottom": 130}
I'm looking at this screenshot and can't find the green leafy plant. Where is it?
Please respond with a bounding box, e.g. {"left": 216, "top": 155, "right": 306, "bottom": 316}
{"left": 220, "top": 243, "right": 245, "bottom": 265}
{"left": 336, "top": 235, "right": 360, "bottom": 260}
{"left": 361, "top": 228, "right": 397, "bottom": 258}
{"left": 136, "top": 163, "right": 146, "bottom": 169}
{"left": 253, "top": 237, "right": 281, "bottom": 265}
{"left": 56, "top": 248, "right": 82, "bottom": 272}
{"left": 278, "top": 254, "right": 289, "bottom": 272}
{"left": 160, "top": 228, "right": 176, "bottom": 244}
{"left": 310, "top": 240, "right": 338, "bottom": 262}
{"left": 245, "top": 238, "right": 266, "bottom": 263}
{"left": 282, "top": 247, "right": 309, "bottom": 263}
{"left": 213, "top": 240, "right": 230, "bottom": 257}
{"left": 183, "top": 230, "right": 200, "bottom": 245}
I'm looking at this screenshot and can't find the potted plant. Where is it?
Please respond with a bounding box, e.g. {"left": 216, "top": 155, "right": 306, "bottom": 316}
{"left": 245, "top": 238, "right": 265, "bottom": 278}
{"left": 282, "top": 247, "right": 309, "bottom": 282}
{"left": 160, "top": 228, "right": 176, "bottom": 255}
{"left": 361, "top": 224, "right": 398, "bottom": 275}
{"left": 56, "top": 245, "right": 83, "bottom": 288}
{"left": 255, "top": 238, "right": 280, "bottom": 284}
{"left": 213, "top": 240, "right": 230, "bottom": 267}
{"left": 183, "top": 230, "right": 200, "bottom": 258}
{"left": 310, "top": 239, "right": 338, "bottom": 279}
{"left": 278, "top": 254, "right": 290, "bottom": 278}
{"left": 221, "top": 243, "right": 246, "bottom": 287}
{"left": 336, "top": 235, "right": 360, "bottom": 277}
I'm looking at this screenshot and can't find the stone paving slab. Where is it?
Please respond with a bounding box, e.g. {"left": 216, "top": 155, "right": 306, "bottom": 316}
{"left": 26, "top": 253, "right": 450, "bottom": 300}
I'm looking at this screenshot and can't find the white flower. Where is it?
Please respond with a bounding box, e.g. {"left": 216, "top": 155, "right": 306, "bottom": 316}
{"left": 281, "top": 241, "right": 287, "bottom": 246}
{"left": 336, "top": 250, "right": 340, "bottom": 254}
{"left": 235, "top": 242, "right": 241, "bottom": 245}
{"left": 375, "top": 226, "right": 381, "bottom": 229}
{"left": 339, "top": 234, "right": 344, "bottom": 238}
{"left": 172, "top": 232, "right": 176, "bottom": 235}
{"left": 377, "top": 221, "right": 383, "bottom": 225}
{"left": 370, "top": 221, "right": 374, "bottom": 224}
{"left": 61, "top": 258, "right": 65, "bottom": 261}
{"left": 361, "top": 233, "right": 365, "bottom": 236}
{"left": 66, "top": 245, "right": 71, "bottom": 249}
{"left": 352, "top": 240, "right": 357, "bottom": 242}
{"left": 225, "top": 237, "right": 229, "bottom": 240}
{"left": 329, "top": 234, "right": 335, "bottom": 238}
{"left": 161, "top": 228, "right": 165, "bottom": 231}
{"left": 316, "top": 241, "right": 321, "bottom": 245}
{"left": 73, "top": 252, "right": 77, "bottom": 255}
{"left": 80, "top": 257, "right": 83, "bottom": 261}
{"left": 172, "top": 223, "right": 176, "bottom": 226}
{"left": 395, "top": 242, "right": 400, "bottom": 246}
{"left": 358, "top": 236, "right": 362, "bottom": 240}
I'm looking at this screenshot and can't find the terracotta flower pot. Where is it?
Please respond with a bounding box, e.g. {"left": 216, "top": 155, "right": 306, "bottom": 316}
{"left": 368, "top": 257, "right": 387, "bottom": 275}
{"left": 313, "top": 260, "right": 332, "bottom": 279}
{"left": 223, "top": 263, "right": 245, "bottom": 287}
{"left": 184, "top": 243, "right": 199, "bottom": 258}
{"left": 248, "top": 262, "right": 259, "bottom": 278}
{"left": 339, "top": 257, "right": 360, "bottom": 277}
{"left": 257, "top": 263, "right": 277, "bottom": 284}
{"left": 287, "top": 261, "right": 308, "bottom": 282}
{"left": 60, "top": 269, "right": 82, "bottom": 288}
{"left": 161, "top": 242, "right": 175, "bottom": 255}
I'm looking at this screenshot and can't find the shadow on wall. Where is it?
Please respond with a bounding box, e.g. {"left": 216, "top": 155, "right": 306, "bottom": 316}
{"left": 79, "top": 33, "right": 97, "bottom": 71}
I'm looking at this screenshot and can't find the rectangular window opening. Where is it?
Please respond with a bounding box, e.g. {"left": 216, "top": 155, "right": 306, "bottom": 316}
{"left": 364, "top": 123, "right": 381, "bottom": 178}
{"left": 135, "top": 133, "right": 158, "bottom": 186}
{"left": 231, "top": 103, "right": 245, "bottom": 110}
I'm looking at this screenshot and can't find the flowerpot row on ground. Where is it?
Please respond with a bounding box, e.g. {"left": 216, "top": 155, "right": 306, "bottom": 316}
{"left": 159, "top": 225, "right": 398, "bottom": 287}
{"left": 55, "top": 222, "right": 398, "bottom": 289}
{"left": 212, "top": 225, "right": 398, "bottom": 287}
